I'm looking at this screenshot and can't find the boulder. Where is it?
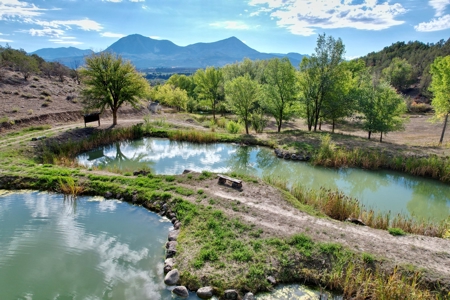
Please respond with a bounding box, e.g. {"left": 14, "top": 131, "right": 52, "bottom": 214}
{"left": 164, "top": 269, "right": 180, "bottom": 285}
{"left": 173, "top": 286, "right": 189, "bottom": 298}
{"left": 166, "top": 241, "right": 178, "bottom": 249}
{"left": 224, "top": 289, "right": 239, "bottom": 300}
{"left": 104, "top": 191, "right": 113, "bottom": 199}
{"left": 183, "top": 169, "right": 192, "bottom": 174}
{"left": 283, "top": 153, "right": 291, "bottom": 160}
{"left": 267, "top": 276, "right": 277, "bottom": 285}
{"left": 196, "top": 286, "right": 214, "bottom": 299}
{"left": 164, "top": 258, "right": 174, "bottom": 274}
{"left": 174, "top": 221, "right": 181, "bottom": 230}
{"left": 243, "top": 292, "right": 255, "bottom": 300}
{"left": 168, "top": 230, "right": 179, "bottom": 241}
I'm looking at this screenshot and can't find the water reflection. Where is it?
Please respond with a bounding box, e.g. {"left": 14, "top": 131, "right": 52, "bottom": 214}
{"left": 77, "top": 138, "right": 450, "bottom": 221}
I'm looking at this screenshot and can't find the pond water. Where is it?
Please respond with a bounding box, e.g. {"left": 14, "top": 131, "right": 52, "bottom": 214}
{"left": 77, "top": 138, "right": 450, "bottom": 221}
{"left": 0, "top": 191, "right": 339, "bottom": 300}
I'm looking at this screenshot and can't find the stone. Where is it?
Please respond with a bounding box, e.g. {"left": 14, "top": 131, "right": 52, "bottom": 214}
{"left": 104, "top": 191, "right": 113, "bottom": 199}
{"left": 224, "top": 289, "right": 238, "bottom": 300}
{"left": 164, "top": 258, "right": 174, "bottom": 273}
{"left": 116, "top": 193, "right": 121, "bottom": 199}
{"left": 283, "top": 153, "right": 291, "bottom": 160}
{"left": 174, "top": 221, "right": 181, "bottom": 230}
{"left": 173, "top": 286, "right": 189, "bottom": 298}
{"left": 346, "top": 218, "right": 366, "bottom": 226}
{"left": 168, "top": 230, "right": 179, "bottom": 241}
{"left": 267, "top": 276, "right": 277, "bottom": 285}
{"left": 132, "top": 194, "right": 138, "bottom": 203}
{"left": 243, "top": 292, "right": 255, "bottom": 300}
{"left": 171, "top": 217, "right": 178, "bottom": 224}
{"left": 164, "top": 269, "right": 180, "bottom": 285}
{"left": 166, "top": 241, "right": 178, "bottom": 249}
{"left": 183, "top": 169, "right": 192, "bottom": 174}
{"left": 196, "top": 286, "right": 214, "bottom": 299}
{"left": 167, "top": 212, "right": 176, "bottom": 219}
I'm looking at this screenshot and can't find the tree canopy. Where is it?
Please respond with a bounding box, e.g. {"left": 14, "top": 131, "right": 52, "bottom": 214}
{"left": 80, "top": 52, "right": 150, "bottom": 125}
{"left": 193, "top": 67, "right": 224, "bottom": 120}
{"left": 430, "top": 56, "right": 450, "bottom": 144}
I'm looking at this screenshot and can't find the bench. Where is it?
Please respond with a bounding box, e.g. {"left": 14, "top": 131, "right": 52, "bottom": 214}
{"left": 217, "top": 174, "right": 242, "bottom": 189}
{"left": 84, "top": 112, "right": 101, "bottom": 127}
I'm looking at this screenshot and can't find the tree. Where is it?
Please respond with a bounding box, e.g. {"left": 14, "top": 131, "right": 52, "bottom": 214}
{"left": 430, "top": 56, "right": 450, "bottom": 144}
{"left": 80, "top": 52, "right": 150, "bottom": 126}
{"left": 382, "top": 57, "right": 413, "bottom": 91}
{"left": 357, "top": 74, "right": 406, "bottom": 142}
{"left": 152, "top": 84, "right": 188, "bottom": 111}
{"left": 261, "top": 57, "right": 298, "bottom": 132}
{"left": 225, "top": 74, "right": 259, "bottom": 134}
{"left": 194, "top": 67, "right": 224, "bottom": 120}
{"left": 298, "top": 34, "right": 346, "bottom": 131}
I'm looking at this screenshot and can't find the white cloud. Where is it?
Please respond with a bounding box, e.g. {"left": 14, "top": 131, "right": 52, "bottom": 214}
{"left": 0, "top": 38, "right": 13, "bottom": 43}
{"left": 29, "top": 28, "right": 65, "bottom": 37}
{"left": 429, "top": 0, "right": 450, "bottom": 16}
{"left": 414, "top": 14, "right": 450, "bottom": 31}
{"left": 103, "top": 0, "right": 122, "bottom": 2}
{"left": 101, "top": 31, "right": 125, "bottom": 38}
{"left": 210, "top": 21, "right": 250, "bottom": 30}
{"left": 248, "top": 0, "right": 406, "bottom": 36}
{"left": 48, "top": 39, "right": 83, "bottom": 45}
{"left": 130, "top": 0, "right": 145, "bottom": 2}
{"left": 0, "top": 0, "right": 46, "bottom": 19}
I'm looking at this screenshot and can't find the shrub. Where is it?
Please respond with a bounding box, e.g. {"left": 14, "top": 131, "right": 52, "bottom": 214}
{"left": 251, "top": 109, "right": 268, "bottom": 133}
{"left": 226, "top": 120, "right": 241, "bottom": 134}
{"left": 388, "top": 227, "right": 406, "bottom": 236}
{"left": 362, "top": 252, "right": 374, "bottom": 263}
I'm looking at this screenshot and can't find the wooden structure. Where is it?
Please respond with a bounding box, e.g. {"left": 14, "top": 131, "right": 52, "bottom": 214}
{"left": 84, "top": 112, "right": 100, "bottom": 127}
{"left": 217, "top": 174, "right": 242, "bottom": 189}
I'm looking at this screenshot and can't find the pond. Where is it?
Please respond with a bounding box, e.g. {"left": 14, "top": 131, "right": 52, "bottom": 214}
{"left": 0, "top": 191, "right": 340, "bottom": 300}
{"left": 77, "top": 138, "right": 450, "bottom": 222}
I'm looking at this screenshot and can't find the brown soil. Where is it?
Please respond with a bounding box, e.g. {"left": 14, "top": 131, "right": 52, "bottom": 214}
{"left": 1, "top": 69, "right": 450, "bottom": 293}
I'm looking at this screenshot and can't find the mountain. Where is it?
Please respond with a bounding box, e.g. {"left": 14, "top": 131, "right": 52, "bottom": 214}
{"left": 30, "top": 47, "right": 93, "bottom": 61}
{"left": 32, "top": 34, "right": 307, "bottom": 69}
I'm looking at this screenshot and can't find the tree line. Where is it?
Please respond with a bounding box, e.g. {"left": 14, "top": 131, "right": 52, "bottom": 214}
{"left": 150, "top": 34, "right": 407, "bottom": 141}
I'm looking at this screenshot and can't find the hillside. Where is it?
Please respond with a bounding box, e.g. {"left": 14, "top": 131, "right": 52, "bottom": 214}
{"left": 360, "top": 38, "right": 450, "bottom": 99}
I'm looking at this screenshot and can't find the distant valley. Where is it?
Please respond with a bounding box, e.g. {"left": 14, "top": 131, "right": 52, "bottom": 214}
{"left": 30, "top": 34, "right": 306, "bottom": 69}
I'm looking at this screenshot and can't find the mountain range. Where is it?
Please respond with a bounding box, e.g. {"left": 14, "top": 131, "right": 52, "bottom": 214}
{"left": 30, "top": 34, "right": 306, "bottom": 69}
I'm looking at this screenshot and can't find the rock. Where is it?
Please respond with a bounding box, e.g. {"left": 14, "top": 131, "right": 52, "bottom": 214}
{"left": 164, "top": 269, "right": 180, "bottom": 285}
{"left": 224, "top": 289, "right": 239, "bottom": 300}
{"left": 132, "top": 194, "right": 138, "bottom": 203}
{"left": 171, "top": 217, "right": 178, "bottom": 224}
{"left": 116, "top": 193, "right": 121, "bottom": 199}
{"left": 283, "top": 153, "right": 291, "bottom": 160}
{"left": 173, "top": 286, "right": 189, "bottom": 298}
{"left": 196, "top": 286, "right": 214, "bottom": 299}
{"left": 166, "top": 248, "right": 177, "bottom": 258}
{"left": 346, "top": 218, "right": 366, "bottom": 226}
{"left": 183, "top": 169, "right": 192, "bottom": 174}
{"left": 243, "top": 292, "right": 255, "bottom": 300}
{"left": 291, "top": 154, "right": 297, "bottom": 160}
{"left": 104, "top": 191, "right": 113, "bottom": 199}
{"left": 162, "top": 203, "right": 168, "bottom": 211}
{"left": 166, "top": 241, "right": 178, "bottom": 249}
{"left": 167, "top": 212, "right": 176, "bottom": 219}
{"left": 164, "top": 258, "right": 174, "bottom": 273}
{"left": 267, "top": 276, "right": 277, "bottom": 285}
{"left": 174, "top": 221, "right": 181, "bottom": 230}
{"left": 168, "top": 230, "right": 180, "bottom": 241}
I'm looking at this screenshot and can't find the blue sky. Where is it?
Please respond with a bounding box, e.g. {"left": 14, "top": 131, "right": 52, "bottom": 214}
{"left": 1, "top": 0, "right": 450, "bottom": 58}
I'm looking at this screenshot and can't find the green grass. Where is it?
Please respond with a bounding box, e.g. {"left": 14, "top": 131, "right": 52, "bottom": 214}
{"left": 388, "top": 227, "right": 407, "bottom": 236}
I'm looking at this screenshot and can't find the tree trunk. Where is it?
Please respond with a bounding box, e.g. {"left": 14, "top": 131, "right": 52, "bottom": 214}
{"left": 380, "top": 132, "right": 383, "bottom": 143}
{"left": 277, "top": 121, "right": 282, "bottom": 132}
{"left": 245, "top": 121, "right": 249, "bottom": 135}
{"left": 112, "top": 109, "right": 118, "bottom": 126}
{"left": 368, "top": 131, "right": 371, "bottom": 140}
{"left": 319, "top": 119, "right": 322, "bottom": 131}
{"left": 332, "top": 120, "right": 335, "bottom": 133}
{"left": 439, "top": 113, "right": 449, "bottom": 145}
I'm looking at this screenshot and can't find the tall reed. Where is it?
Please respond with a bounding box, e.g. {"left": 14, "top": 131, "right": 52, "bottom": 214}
{"left": 168, "top": 129, "right": 218, "bottom": 143}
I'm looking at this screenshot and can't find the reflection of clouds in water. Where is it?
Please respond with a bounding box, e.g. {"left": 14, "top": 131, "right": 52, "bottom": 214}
{"left": 0, "top": 195, "right": 11, "bottom": 218}
{"left": 1, "top": 193, "right": 165, "bottom": 300}
{"left": 97, "top": 200, "right": 119, "bottom": 212}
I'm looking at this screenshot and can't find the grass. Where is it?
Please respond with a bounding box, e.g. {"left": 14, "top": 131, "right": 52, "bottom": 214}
{"left": 389, "top": 227, "right": 407, "bottom": 236}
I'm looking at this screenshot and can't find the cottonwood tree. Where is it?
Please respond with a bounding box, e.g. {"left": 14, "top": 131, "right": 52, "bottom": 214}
{"left": 430, "top": 56, "right": 450, "bottom": 144}
{"left": 261, "top": 57, "right": 298, "bottom": 132}
{"left": 298, "top": 34, "right": 346, "bottom": 131}
{"left": 225, "top": 74, "right": 259, "bottom": 134}
{"left": 80, "top": 52, "right": 150, "bottom": 126}
{"left": 357, "top": 73, "right": 406, "bottom": 142}
{"left": 194, "top": 67, "right": 224, "bottom": 120}
{"left": 152, "top": 84, "right": 188, "bottom": 111}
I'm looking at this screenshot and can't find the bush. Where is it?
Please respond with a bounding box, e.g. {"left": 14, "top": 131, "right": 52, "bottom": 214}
{"left": 251, "top": 109, "right": 268, "bottom": 133}
{"left": 226, "top": 121, "right": 241, "bottom": 134}
{"left": 388, "top": 227, "right": 406, "bottom": 236}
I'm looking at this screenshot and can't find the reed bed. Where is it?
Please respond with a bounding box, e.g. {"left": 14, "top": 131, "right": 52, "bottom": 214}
{"left": 168, "top": 129, "right": 218, "bottom": 143}
{"left": 264, "top": 176, "right": 449, "bottom": 238}
{"left": 312, "top": 134, "right": 450, "bottom": 183}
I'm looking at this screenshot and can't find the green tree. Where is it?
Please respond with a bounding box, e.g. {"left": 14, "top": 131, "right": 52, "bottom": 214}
{"left": 382, "top": 57, "right": 413, "bottom": 91}
{"left": 194, "top": 67, "right": 224, "bottom": 120}
{"left": 261, "top": 57, "right": 298, "bottom": 132}
{"left": 80, "top": 52, "right": 150, "bottom": 126}
{"left": 152, "top": 84, "right": 188, "bottom": 111}
{"left": 298, "top": 34, "right": 346, "bottom": 131}
{"left": 430, "top": 56, "right": 450, "bottom": 144}
{"left": 358, "top": 74, "right": 406, "bottom": 142}
{"left": 167, "top": 74, "right": 196, "bottom": 99}
{"left": 225, "top": 74, "right": 259, "bottom": 134}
